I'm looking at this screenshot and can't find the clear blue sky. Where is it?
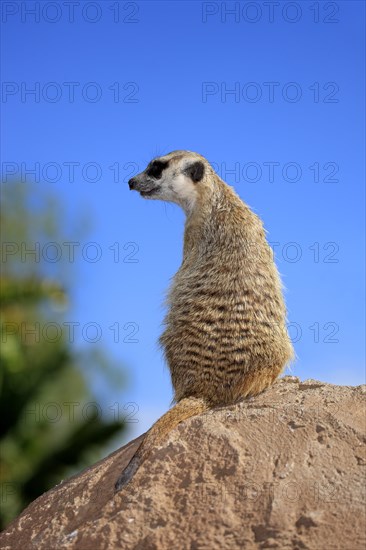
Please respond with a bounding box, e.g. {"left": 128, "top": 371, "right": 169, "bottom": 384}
{"left": 1, "top": 1, "right": 365, "bottom": 444}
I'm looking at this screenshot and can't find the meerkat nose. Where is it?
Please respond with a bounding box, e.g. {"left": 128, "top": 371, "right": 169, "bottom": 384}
{"left": 128, "top": 177, "right": 136, "bottom": 190}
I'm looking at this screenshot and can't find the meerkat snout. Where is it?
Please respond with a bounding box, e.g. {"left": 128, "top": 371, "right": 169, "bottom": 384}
{"left": 128, "top": 177, "right": 136, "bottom": 190}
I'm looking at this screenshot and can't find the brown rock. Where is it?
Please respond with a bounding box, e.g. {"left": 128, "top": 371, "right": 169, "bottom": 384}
{"left": 1, "top": 377, "right": 365, "bottom": 550}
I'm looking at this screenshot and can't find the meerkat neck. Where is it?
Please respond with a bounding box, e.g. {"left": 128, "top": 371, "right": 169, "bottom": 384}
{"left": 185, "top": 177, "right": 224, "bottom": 220}
{"left": 186, "top": 179, "right": 236, "bottom": 225}
{"left": 182, "top": 181, "right": 234, "bottom": 260}
{"left": 181, "top": 196, "right": 197, "bottom": 216}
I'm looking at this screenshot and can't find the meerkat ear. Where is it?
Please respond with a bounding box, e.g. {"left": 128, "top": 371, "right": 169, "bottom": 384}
{"left": 185, "top": 161, "right": 205, "bottom": 183}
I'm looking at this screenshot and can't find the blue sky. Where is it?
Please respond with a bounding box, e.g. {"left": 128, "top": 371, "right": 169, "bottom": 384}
{"left": 1, "top": 0, "right": 365, "bottom": 444}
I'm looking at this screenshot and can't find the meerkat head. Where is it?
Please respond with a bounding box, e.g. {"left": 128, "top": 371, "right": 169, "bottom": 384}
{"left": 128, "top": 150, "right": 213, "bottom": 214}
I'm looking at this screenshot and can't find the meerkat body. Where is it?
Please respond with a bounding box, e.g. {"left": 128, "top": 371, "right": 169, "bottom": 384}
{"left": 115, "top": 151, "right": 294, "bottom": 490}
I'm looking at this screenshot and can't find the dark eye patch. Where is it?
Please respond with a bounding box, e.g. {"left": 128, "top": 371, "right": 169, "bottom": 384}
{"left": 146, "top": 160, "right": 169, "bottom": 179}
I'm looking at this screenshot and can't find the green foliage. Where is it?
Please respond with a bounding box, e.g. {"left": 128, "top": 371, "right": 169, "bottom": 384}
{"left": 0, "top": 183, "right": 125, "bottom": 528}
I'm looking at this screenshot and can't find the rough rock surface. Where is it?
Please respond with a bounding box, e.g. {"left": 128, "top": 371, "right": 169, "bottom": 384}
{"left": 1, "top": 377, "right": 365, "bottom": 550}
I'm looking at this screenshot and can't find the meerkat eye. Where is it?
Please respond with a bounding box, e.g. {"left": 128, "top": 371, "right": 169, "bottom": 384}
{"left": 146, "top": 160, "right": 169, "bottom": 179}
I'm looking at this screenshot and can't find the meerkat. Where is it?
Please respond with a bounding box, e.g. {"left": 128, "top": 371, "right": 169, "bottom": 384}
{"left": 115, "top": 150, "right": 294, "bottom": 491}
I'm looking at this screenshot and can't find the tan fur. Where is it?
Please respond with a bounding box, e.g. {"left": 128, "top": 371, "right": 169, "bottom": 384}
{"left": 115, "top": 151, "right": 294, "bottom": 491}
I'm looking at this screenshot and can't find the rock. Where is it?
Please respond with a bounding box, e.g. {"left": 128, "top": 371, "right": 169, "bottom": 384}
{"left": 1, "top": 377, "right": 365, "bottom": 550}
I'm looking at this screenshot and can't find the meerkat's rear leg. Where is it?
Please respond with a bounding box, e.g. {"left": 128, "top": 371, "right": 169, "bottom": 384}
{"left": 115, "top": 396, "right": 208, "bottom": 491}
